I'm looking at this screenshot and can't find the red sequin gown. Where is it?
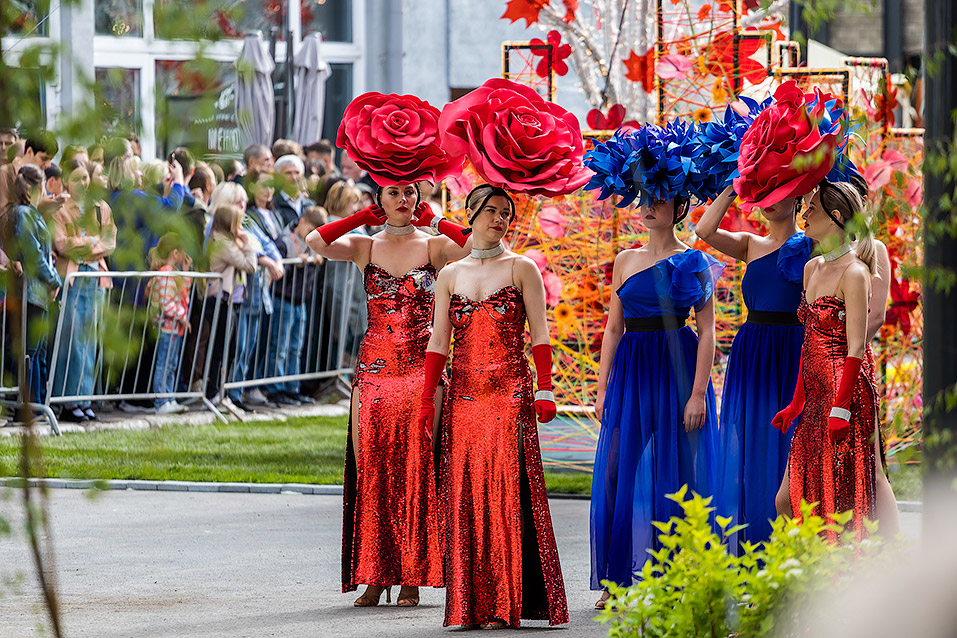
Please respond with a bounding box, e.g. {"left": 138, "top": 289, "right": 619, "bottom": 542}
{"left": 789, "top": 295, "right": 878, "bottom": 540}
{"left": 341, "top": 263, "right": 443, "bottom": 592}
{"left": 441, "top": 286, "right": 568, "bottom": 628}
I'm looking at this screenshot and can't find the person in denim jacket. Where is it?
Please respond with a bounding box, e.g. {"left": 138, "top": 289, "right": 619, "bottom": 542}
{"left": 6, "top": 165, "right": 61, "bottom": 405}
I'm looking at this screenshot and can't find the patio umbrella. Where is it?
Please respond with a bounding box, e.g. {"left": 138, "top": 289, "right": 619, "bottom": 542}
{"left": 235, "top": 31, "right": 276, "bottom": 148}
{"left": 291, "top": 32, "right": 333, "bottom": 145}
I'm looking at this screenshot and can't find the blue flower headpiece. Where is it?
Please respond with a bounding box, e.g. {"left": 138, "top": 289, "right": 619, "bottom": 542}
{"left": 692, "top": 95, "right": 772, "bottom": 202}
{"left": 629, "top": 119, "right": 708, "bottom": 206}
{"left": 583, "top": 127, "right": 642, "bottom": 207}
{"left": 805, "top": 93, "right": 861, "bottom": 184}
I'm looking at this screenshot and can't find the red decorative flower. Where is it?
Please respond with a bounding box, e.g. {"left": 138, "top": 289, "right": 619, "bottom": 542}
{"left": 438, "top": 78, "right": 591, "bottom": 198}
{"left": 530, "top": 30, "right": 571, "bottom": 77}
{"left": 561, "top": 0, "right": 578, "bottom": 22}
{"left": 886, "top": 270, "right": 920, "bottom": 336}
{"left": 733, "top": 81, "right": 842, "bottom": 210}
{"left": 337, "top": 92, "right": 463, "bottom": 186}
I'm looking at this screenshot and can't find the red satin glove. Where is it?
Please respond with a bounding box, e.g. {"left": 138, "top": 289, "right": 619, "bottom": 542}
{"left": 828, "top": 356, "right": 863, "bottom": 442}
{"left": 532, "top": 343, "right": 557, "bottom": 423}
{"left": 772, "top": 353, "right": 805, "bottom": 433}
{"left": 419, "top": 351, "right": 447, "bottom": 441}
{"left": 412, "top": 202, "right": 471, "bottom": 247}
{"left": 317, "top": 204, "right": 386, "bottom": 244}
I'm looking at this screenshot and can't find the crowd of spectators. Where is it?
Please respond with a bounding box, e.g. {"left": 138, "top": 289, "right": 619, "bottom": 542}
{"left": 0, "top": 127, "right": 391, "bottom": 424}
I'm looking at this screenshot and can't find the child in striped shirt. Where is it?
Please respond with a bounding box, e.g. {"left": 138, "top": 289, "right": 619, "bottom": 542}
{"left": 147, "top": 233, "right": 192, "bottom": 414}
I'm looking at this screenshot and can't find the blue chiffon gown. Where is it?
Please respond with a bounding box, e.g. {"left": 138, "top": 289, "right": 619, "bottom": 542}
{"left": 590, "top": 249, "right": 725, "bottom": 589}
{"left": 713, "top": 232, "right": 814, "bottom": 552}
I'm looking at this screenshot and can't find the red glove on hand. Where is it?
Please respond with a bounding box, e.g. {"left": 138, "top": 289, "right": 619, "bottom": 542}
{"left": 532, "top": 343, "right": 557, "bottom": 424}
{"left": 412, "top": 202, "right": 471, "bottom": 248}
{"left": 419, "top": 351, "right": 447, "bottom": 442}
{"left": 828, "top": 356, "right": 863, "bottom": 442}
{"left": 317, "top": 204, "right": 386, "bottom": 244}
{"left": 772, "top": 353, "right": 805, "bottom": 433}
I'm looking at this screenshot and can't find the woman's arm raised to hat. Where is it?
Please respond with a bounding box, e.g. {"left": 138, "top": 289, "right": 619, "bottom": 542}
{"left": 306, "top": 205, "right": 383, "bottom": 266}
{"left": 695, "top": 185, "right": 751, "bottom": 263}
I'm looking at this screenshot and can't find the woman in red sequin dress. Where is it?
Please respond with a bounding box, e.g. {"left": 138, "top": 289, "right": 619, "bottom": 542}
{"left": 772, "top": 180, "right": 897, "bottom": 540}
{"left": 418, "top": 185, "right": 569, "bottom": 629}
{"left": 308, "top": 182, "right": 471, "bottom": 606}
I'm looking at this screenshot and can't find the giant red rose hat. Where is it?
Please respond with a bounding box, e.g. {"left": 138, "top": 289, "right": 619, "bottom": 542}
{"left": 733, "top": 80, "right": 845, "bottom": 210}
{"left": 438, "top": 78, "right": 591, "bottom": 198}
{"left": 337, "top": 92, "right": 463, "bottom": 186}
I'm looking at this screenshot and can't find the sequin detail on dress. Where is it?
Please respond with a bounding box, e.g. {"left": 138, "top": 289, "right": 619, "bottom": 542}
{"left": 789, "top": 295, "right": 878, "bottom": 541}
{"left": 341, "top": 263, "right": 443, "bottom": 592}
{"left": 441, "top": 286, "right": 568, "bottom": 628}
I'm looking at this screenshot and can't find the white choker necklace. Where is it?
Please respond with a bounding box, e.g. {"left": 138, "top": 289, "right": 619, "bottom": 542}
{"left": 823, "top": 244, "right": 852, "bottom": 262}
{"left": 471, "top": 243, "right": 505, "bottom": 259}
{"left": 384, "top": 223, "right": 415, "bottom": 236}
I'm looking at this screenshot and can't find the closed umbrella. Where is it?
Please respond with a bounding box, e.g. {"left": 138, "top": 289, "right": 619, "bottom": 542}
{"left": 235, "top": 31, "right": 276, "bottom": 148}
{"left": 291, "top": 32, "right": 333, "bottom": 145}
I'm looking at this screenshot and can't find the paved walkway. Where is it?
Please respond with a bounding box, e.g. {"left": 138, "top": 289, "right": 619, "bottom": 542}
{"left": 0, "top": 489, "right": 923, "bottom": 638}
{"left": 0, "top": 490, "right": 606, "bottom": 637}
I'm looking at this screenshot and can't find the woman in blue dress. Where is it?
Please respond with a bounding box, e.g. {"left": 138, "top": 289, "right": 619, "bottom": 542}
{"left": 696, "top": 185, "right": 813, "bottom": 552}
{"left": 590, "top": 193, "right": 724, "bottom": 607}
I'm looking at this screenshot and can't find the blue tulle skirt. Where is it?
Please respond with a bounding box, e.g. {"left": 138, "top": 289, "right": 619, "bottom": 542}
{"left": 590, "top": 327, "right": 717, "bottom": 589}
{"left": 712, "top": 323, "right": 803, "bottom": 552}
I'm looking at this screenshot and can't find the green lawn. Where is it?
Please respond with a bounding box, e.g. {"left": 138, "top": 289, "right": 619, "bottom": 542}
{"left": 0, "top": 415, "right": 919, "bottom": 500}
{"left": 0, "top": 415, "right": 592, "bottom": 495}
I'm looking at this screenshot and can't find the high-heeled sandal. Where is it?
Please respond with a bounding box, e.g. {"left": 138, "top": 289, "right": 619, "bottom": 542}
{"left": 396, "top": 586, "right": 419, "bottom": 607}
{"left": 594, "top": 590, "right": 611, "bottom": 610}
{"left": 479, "top": 619, "right": 508, "bottom": 630}
{"left": 354, "top": 585, "right": 391, "bottom": 607}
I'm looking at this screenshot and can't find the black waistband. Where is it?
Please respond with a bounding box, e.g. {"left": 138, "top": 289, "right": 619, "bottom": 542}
{"left": 624, "top": 316, "right": 687, "bottom": 332}
{"left": 745, "top": 309, "right": 802, "bottom": 326}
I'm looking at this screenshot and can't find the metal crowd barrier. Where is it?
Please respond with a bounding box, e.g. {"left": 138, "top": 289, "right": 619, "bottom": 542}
{"left": 37, "top": 259, "right": 367, "bottom": 426}
{"left": 0, "top": 274, "right": 60, "bottom": 433}
{"left": 45, "top": 270, "right": 228, "bottom": 423}
{"left": 221, "top": 256, "right": 366, "bottom": 407}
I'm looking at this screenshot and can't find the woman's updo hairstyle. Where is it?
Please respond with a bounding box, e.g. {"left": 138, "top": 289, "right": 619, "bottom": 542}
{"left": 465, "top": 184, "right": 515, "bottom": 225}
{"left": 14, "top": 164, "right": 44, "bottom": 207}
{"left": 818, "top": 180, "right": 876, "bottom": 274}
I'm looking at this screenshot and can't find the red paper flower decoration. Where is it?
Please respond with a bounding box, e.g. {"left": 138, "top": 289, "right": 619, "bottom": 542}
{"left": 337, "top": 92, "right": 463, "bottom": 186}
{"left": 530, "top": 30, "right": 571, "bottom": 77}
{"left": 561, "top": 0, "right": 578, "bottom": 22}
{"left": 886, "top": 272, "right": 920, "bottom": 336}
{"left": 438, "top": 78, "right": 591, "bottom": 198}
{"left": 733, "top": 81, "right": 842, "bottom": 210}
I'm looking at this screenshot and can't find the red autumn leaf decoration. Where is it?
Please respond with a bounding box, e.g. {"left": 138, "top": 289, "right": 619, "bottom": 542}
{"left": 704, "top": 31, "right": 766, "bottom": 86}
{"left": 623, "top": 48, "right": 655, "bottom": 93}
{"left": 501, "top": 0, "right": 549, "bottom": 27}
{"left": 530, "top": 30, "right": 572, "bottom": 77}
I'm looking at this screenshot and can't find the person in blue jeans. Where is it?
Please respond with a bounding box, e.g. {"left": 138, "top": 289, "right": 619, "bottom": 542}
{"left": 147, "top": 233, "right": 192, "bottom": 414}
{"left": 206, "top": 183, "right": 283, "bottom": 412}
{"left": 6, "top": 165, "right": 61, "bottom": 408}
{"left": 264, "top": 205, "right": 326, "bottom": 405}
{"left": 50, "top": 160, "right": 116, "bottom": 422}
